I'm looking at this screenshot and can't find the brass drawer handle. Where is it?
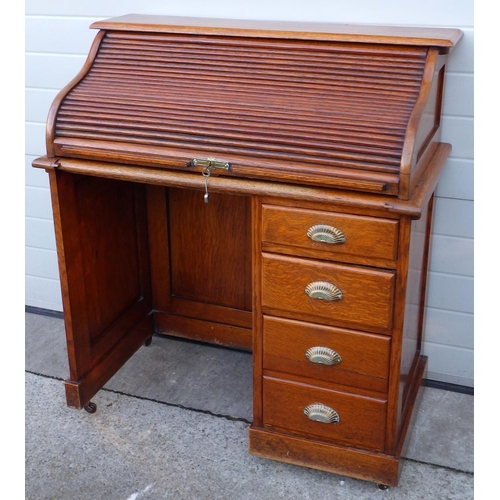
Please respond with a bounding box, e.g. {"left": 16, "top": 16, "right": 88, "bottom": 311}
{"left": 305, "top": 346, "right": 342, "bottom": 366}
{"left": 304, "top": 403, "right": 340, "bottom": 424}
{"left": 307, "top": 224, "right": 346, "bottom": 244}
{"left": 305, "top": 281, "right": 342, "bottom": 301}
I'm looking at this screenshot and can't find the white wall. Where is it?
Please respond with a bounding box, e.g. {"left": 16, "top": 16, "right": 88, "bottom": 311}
{"left": 25, "top": 0, "right": 474, "bottom": 387}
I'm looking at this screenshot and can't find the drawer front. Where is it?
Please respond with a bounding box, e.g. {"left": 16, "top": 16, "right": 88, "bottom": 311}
{"left": 262, "top": 254, "right": 395, "bottom": 333}
{"left": 263, "top": 316, "right": 390, "bottom": 393}
{"left": 263, "top": 377, "right": 387, "bottom": 451}
{"left": 262, "top": 205, "right": 399, "bottom": 266}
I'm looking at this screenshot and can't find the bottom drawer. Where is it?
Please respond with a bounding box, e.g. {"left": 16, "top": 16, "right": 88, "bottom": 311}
{"left": 263, "top": 377, "right": 387, "bottom": 452}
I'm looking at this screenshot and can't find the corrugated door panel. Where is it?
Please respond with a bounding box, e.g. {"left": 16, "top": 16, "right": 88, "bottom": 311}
{"left": 53, "top": 32, "right": 427, "bottom": 191}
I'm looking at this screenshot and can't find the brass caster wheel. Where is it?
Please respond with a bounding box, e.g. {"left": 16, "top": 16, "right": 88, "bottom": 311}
{"left": 84, "top": 401, "right": 97, "bottom": 413}
{"left": 145, "top": 336, "right": 153, "bottom": 346}
{"left": 377, "top": 484, "right": 389, "bottom": 490}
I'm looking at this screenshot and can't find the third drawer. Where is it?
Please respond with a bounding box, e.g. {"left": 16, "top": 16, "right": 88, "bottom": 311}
{"left": 263, "top": 316, "right": 390, "bottom": 393}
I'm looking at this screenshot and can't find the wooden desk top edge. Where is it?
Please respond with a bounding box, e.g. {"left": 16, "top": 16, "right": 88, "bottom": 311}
{"left": 90, "top": 14, "right": 463, "bottom": 50}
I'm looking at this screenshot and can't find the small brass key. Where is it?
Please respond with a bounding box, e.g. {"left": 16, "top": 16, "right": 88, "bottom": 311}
{"left": 192, "top": 157, "right": 231, "bottom": 204}
{"left": 202, "top": 166, "right": 211, "bottom": 203}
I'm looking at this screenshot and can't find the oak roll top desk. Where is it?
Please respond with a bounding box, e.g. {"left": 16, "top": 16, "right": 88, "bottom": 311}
{"left": 32, "top": 15, "right": 462, "bottom": 487}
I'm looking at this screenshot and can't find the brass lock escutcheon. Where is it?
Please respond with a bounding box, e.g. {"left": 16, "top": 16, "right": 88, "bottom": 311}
{"left": 192, "top": 157, "right": 231, "bottom": 171}
{"left": 192, "top": 157, "right": 231, "bottom": 204}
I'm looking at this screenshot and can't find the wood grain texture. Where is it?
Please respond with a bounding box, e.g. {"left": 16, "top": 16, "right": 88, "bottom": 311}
{"left": 145, "top": 187, "right": 253, "bottom": 348}
{"left": 262, "top": 376, "right": 387, "bottom": 452}
{"left": 263, "top": 316, "right": 390, "bottom": 394}
{"left": 251, "top": 196, "right": 264, "bottom": 427}
{"left": 249, "top": 425, "right": 400, "bottom": 486}
{"left": 33, "top": 145, "right": 450, "bottom": 218}
{"left": 45, "top": 30, "right": 106, "bottom": 157}
{"left": 397, "top": 197, "right": 434, "bottom": 446}
{"left": 385, "top": 214, "right": 413, "bottom": 452}
{"left": 64, "top": 314, "right": 154, "bottom": 409}
{"left": 262, "top": 253, "right": 395, "bottom": 333}
{"left": 168, "top": 188, "right": 252, "bottom": 310}
{"left": 262, "top": 204, "right": 399, "bottom": 267}
{"left": 48, "top": 169, "right": 90, "bottom": 379}
{"left": 155, "top": 313, "right": 251, "bottom": 351}
{"left": 400, "top": 49, "right": 444, "bottom": 199}
{"left": 145, "top": 185, "right": 172, "bottom": 312}
{"left": 90, "top": 15, "right": 463, "bottom": 50}
{"left": 49, "top": 171, "right": 153, "bottom": 408}
{"left": 49, "top": 25, "right": 438, "bottom": 195}
{"left": 34, "top": 17, "right": 461, "bottom": 486}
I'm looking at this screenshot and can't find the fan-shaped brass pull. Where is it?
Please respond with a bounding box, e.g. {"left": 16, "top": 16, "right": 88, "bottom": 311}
{"left": 305, "top": 281, "right": 342, "bottom": 301}
{"left": 305, "top": 346, "right": 342, "bottom": 366}
{"left": 307, "top": 224, "right": 345, "bottom": 244}
{"left": 304, "top": 403, "right": 340, "bottom": 424}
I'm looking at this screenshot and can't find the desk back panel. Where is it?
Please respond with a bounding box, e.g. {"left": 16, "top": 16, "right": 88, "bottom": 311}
{"left": 150, "top": 187, "right": 253, "bottom": 349}
{"left": 168, "top": 188, "right": 252, "bottom": 310}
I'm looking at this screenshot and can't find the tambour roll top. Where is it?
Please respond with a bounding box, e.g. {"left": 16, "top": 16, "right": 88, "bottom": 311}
{"left": 45, "top": 15, "right": 462, "bottom": 200}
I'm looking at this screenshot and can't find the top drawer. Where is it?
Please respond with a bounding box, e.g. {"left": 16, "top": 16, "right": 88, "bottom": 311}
{"left": 262, "top": 205, "right": 399, "bottom": 267}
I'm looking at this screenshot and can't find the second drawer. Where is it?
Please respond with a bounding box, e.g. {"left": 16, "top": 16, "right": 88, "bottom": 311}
{"left": 263, "top": 316, "right": 390, "bottom": 393}
{"left": 262, "top": 253, "right": 395, "bottom": 333}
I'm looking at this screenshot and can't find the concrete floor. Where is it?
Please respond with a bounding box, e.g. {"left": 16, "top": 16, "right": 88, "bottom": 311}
{"left": 25, "top": 312, "right": 474, "bottom": 499}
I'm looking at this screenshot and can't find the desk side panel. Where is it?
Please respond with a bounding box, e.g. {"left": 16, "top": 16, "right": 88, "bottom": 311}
{"left": 49, "top": 170, "right": 153, "bottom": 408}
